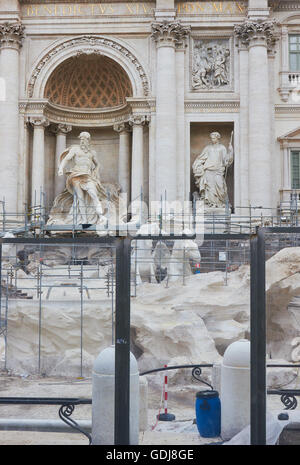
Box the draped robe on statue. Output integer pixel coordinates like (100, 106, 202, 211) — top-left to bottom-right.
(47, 147, 125, 225)
(192, 142, 233, 208)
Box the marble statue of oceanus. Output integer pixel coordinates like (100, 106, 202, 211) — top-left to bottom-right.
(47, 131, 127, 226)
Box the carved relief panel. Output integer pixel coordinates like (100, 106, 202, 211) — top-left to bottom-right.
(191, 37, 233, 91)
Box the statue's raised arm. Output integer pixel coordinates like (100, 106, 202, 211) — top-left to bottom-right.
(58, 147, 75, 176)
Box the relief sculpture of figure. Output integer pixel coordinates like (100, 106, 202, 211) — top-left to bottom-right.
(47, 131, 123, 226)
(192, 40, 230, 90)
(192, 131, 233, 208)
(214, 48, 230, 87)
(192, 44, 211, 88)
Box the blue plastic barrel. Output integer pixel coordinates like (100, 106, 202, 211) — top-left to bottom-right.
(195, 390, 221, 437)
(194, 263, 201, 274)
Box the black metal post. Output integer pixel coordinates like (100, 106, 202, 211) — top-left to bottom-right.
(114, 237, 131, 445)
(250, 228, 266, 445)
(0, 243, 2, 322)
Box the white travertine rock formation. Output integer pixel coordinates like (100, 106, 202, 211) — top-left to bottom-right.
(266, 247, 300, 361)
(3, 293, 220, 378)
(3, 247, 300, 382)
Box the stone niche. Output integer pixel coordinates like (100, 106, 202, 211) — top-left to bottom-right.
(190, 122, 235, 209)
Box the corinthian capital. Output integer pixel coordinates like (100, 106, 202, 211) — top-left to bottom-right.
(151, 20, 190, 48)
(113, 122, 131, 134)
(29, 117, 50, 128)
(234, 19, 278, 51)
(50, 123, 72, 135)
(0, 22, 25, 50)
(129, 115, 150, 127)
(57, 124, 72, 134)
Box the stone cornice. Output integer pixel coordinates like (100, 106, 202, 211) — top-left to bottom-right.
(275, 104, 300, 113)
(270, 1, 300, 11)
(234, 19, 279, 51)
(185, 100, 240, 113)
(126, 97, 153, 113)
(0, 21, 25, 50)
(19, 99, 134, 127)
(20, 0, 154, 3)
(20, 98, 242, 116)
(151, 20, 190, 48)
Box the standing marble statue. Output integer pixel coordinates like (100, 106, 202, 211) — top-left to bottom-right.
(47, 132, 122, 226)
(192, 131, 233, 208)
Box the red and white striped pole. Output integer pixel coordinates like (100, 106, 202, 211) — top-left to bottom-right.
(164, 366, 168, 415)
(158, 365, 175, 421)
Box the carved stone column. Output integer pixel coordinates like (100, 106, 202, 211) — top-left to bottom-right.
(0, 22, 25, 212)
(281, 26, 289, 73)
(53, 124, 72, 198)
(282, 141, 290, 202)
(30, 117, 50, 205)
(175, 28, 190, 202)
(129, 115, 149, 203)
(236, 38, 250, 211)
(235, 20, 278, 211)
(151, 20, 189, 202)
(113, 122, 131, 202)
(278, 26, 290, 103)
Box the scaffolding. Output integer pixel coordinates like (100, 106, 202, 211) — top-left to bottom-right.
(0, 243, 117, 377)
(2, 190, 300, 237)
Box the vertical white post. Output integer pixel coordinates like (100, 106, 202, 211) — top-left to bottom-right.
(221, 340, 250, 441)
(92, 346, 139, 445)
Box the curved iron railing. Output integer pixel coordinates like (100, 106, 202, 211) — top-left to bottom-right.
(141, 362, 300, 409)
(140, 363, 214, 390)
(0, 397, 92, 444)
(267, 364, 300, 410)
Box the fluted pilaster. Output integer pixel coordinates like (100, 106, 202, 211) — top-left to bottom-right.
(0, 21, 25, 212)
(234, 20, 278, 210)
(151, 20, 189, 202)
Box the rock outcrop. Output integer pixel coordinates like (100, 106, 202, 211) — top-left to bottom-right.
(2, 247, 300, 385)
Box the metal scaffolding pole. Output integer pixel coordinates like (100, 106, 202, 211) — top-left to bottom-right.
(116, 233, 200, 446)
(250, 228, 266, 445)
(0, 244, 2, 323)
(114, 237, 131, 445)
